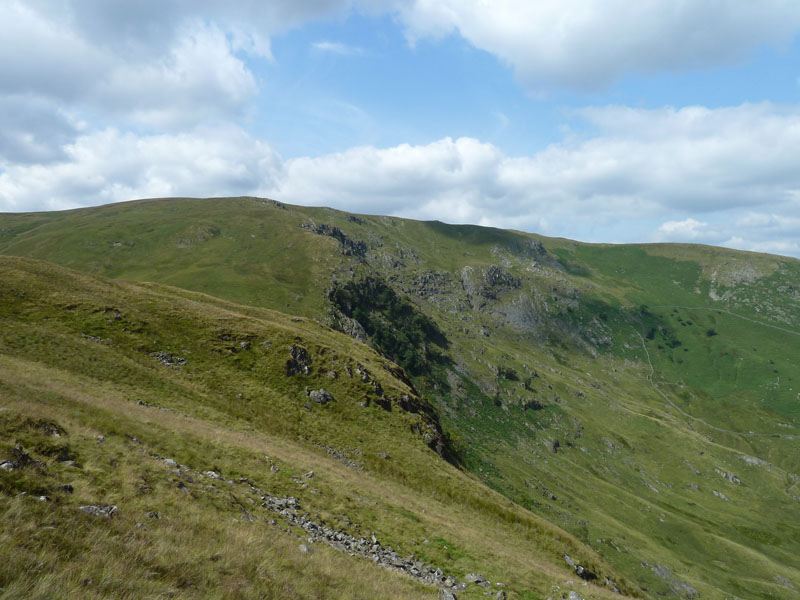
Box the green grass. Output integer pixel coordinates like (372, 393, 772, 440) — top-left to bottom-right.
(0, 256, 632, 600)
(2, 197, 800, 598)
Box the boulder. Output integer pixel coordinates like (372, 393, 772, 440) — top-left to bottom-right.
(286, 345, 312, 376)
(308, 388, 334, 404)
(79, 504, 118, 518)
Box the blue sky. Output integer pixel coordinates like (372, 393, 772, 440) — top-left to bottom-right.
(2, 1, 800, 256)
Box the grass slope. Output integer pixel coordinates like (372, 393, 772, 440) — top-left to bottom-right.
(2, 197, 800, 598)
(0, 256, 629, 600)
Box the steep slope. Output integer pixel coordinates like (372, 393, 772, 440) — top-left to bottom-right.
(0, 256, 630, 599)
(2, 197, 800, 598)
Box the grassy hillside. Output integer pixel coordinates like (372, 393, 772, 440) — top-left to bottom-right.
(0, 256, 631, 599)
(2, 197, 800, 598)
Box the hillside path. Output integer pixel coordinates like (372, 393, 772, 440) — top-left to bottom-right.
(649, 305, 800, 337)
(634, 330, 799, 441)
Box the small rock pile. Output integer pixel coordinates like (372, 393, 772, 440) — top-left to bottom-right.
(79, 504, 118, 518)
(564, 554, 620, 593)
(151, 455, 465, 591)
(260, 493, 461, 587)
(0, 445, 42, 471)
(149, 351, 187, 367)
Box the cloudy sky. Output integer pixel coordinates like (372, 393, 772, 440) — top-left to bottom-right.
(2, 1, 800, 256)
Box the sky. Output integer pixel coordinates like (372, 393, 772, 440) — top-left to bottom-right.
(2, 1, 800, 256)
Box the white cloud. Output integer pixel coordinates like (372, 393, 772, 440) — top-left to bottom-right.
(0, 1, 108, 101)
(721, 236, 800, 256)
(266, 102, 800, 234)
(20, 0, 352, 59)
(312, 41, 365, 55)
(0, 0, 357, 135)
(394, 0, 800, 91)
(272, 137, 503, 213)
(265, 102, 800, 256)
(93, 23, 258, 129)
(0, 96, 82, 164)
(655, 218, 719, 242)
(0, 126, 282, 212)
(0, 6, 260, 132)
(10, 0, 796, 131)
(5, 101, 800, 257)
(715, 213, 800, 256)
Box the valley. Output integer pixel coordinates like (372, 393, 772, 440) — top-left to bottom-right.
(1, 197, 799, 599)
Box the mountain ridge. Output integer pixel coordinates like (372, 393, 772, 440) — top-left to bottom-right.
(1, 254, 631, 599)
(2, 197, 800, 599)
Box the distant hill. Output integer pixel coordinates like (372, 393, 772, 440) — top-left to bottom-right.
(2, 197, 800, 598)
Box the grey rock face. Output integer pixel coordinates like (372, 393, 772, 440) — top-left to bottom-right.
(301, 222, 367, 257)
(481, 265, 521, 298)
(643, 562, 699, 599)
(564, 554, 598, 582)
(715, 468, 742, 484)
(286, 345, 312, 376)
(338, 315, 367, 341)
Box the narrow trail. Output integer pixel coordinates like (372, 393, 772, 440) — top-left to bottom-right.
(632, 304, 800, 501)
(648, 304, 800, 338)
(634, 330, 799, 441)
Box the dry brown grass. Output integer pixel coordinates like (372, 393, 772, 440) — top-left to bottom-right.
(0, 354, 631, 599)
